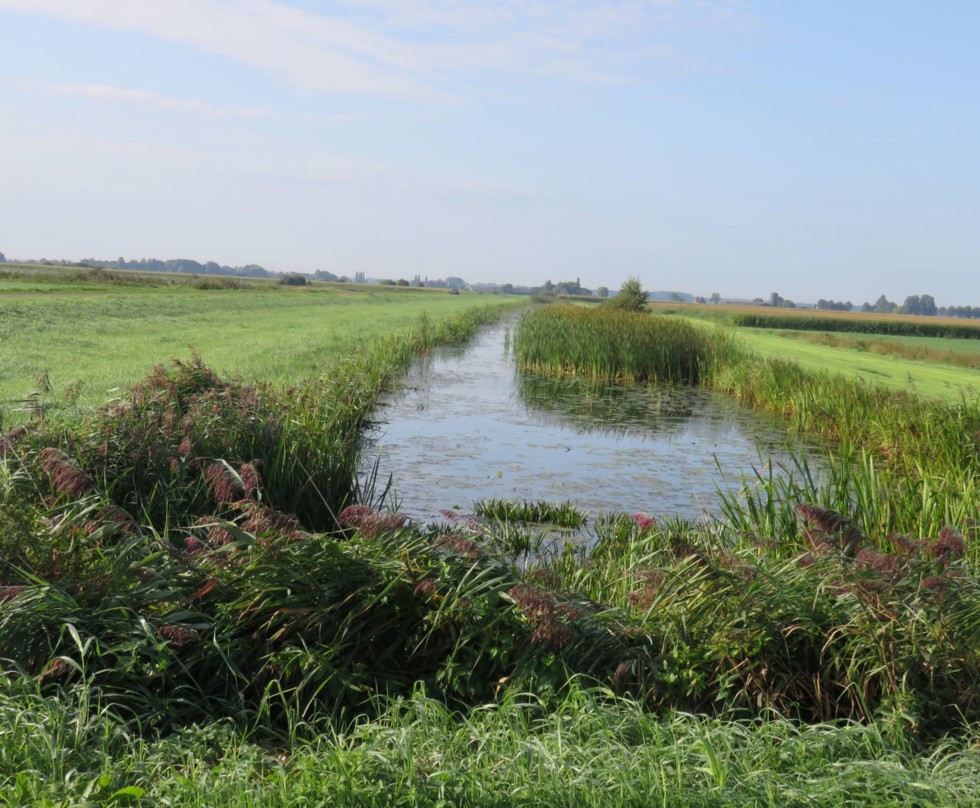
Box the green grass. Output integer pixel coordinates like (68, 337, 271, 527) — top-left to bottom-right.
(731, 327, 980, 402)
(781, 330, 980, 371)
(5, 680, 980, 807)
(4, 280, 980, 804)
(0, 283, 519, 420)
(796, 331, 980, 357)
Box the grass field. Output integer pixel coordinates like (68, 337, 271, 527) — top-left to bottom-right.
(735, 327, 980, 402)
(0, 271, 517, 421)
(653, 304, 980, 402)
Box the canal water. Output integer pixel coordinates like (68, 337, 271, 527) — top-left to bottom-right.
(360, 316, 812, 524)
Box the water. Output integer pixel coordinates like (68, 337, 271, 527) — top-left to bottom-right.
(361, 317, 814, 524)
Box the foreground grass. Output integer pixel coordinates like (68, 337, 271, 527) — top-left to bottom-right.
(4, 681, 980, 807)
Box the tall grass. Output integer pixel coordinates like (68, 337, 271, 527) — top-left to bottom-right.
(4, 678, 980, 806)
(515, 305, 741, 383)
(711, 357, 980, 544)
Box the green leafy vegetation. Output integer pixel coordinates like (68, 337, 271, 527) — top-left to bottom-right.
(603, 276, 649, 312)
(4, 283, 980, 803)
(515, 304, 741, 383)
(474, 498, 588, 528)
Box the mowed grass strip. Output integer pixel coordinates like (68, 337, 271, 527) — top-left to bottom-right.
(674, 314, 980, 401)
(0, 284, 520, 414)
(734, 328, 980, 402)
(784, 330, 980, 366)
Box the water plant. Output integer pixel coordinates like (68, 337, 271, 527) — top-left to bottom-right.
(515, 304, 740, 383)
(474, 498, 588, 529)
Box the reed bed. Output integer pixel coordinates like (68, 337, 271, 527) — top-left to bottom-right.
(514, 304, 741, 384)
(711, 357, 980, 545)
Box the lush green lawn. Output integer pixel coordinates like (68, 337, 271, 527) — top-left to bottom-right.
(733, 327, 980, 402)
(821, 331, 980, 355)
(0, 282, 519, 418)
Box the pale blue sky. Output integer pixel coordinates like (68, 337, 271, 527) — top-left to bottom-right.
(1, 1, 977, 304)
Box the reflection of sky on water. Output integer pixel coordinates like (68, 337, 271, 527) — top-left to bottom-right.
(361, 317, 816, 524)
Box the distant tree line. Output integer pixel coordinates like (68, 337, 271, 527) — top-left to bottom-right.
(855, 294, 979, 318)
(816, 299, 853, 311)
(533, 279, 594, 297)
(16, 255, 277, 278)
(939, 306, 980, 319)
(768, 292, 796, 308)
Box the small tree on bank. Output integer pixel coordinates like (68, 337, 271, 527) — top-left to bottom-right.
(605, 277, 648, 312)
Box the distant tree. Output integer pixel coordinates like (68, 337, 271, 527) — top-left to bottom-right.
(380, 279, 396, 286)
(710, 292, 721, 304)
(861, 302, 873, 312)
(500, 283, 514, 294)
(554, 278, 591, 296)
(595, 286, 609, 298)
(903, 295, 922, 315)
(397, 279, 410, 287)
(606, 277, 648, 312)
(695, 296, 707, 304)
(874, 295, 897, 314)
(278, 273, 308, 286)
(0, 251, 6, 263)
(816, 299, 853, 312)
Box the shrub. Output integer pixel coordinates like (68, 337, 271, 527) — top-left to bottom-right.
(604, 277, 648, 312)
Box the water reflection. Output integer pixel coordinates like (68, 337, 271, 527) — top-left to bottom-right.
(517, 374, 699, 440)
(361, 317, 813, 524)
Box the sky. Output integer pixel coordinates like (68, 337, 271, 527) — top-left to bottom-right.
(1, 1, 978, 305)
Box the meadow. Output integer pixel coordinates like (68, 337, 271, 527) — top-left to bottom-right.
(3, 277, 980, 805)
(0, 268, 506, 420)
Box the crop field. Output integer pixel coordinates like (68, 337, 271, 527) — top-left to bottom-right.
(3, 286, 980, 804)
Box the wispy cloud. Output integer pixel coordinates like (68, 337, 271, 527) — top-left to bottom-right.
(0, 0, 753, 102)
(24, 80, 270, 119)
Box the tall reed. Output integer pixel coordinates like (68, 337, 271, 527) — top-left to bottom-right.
(515, 304, 741, 383)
